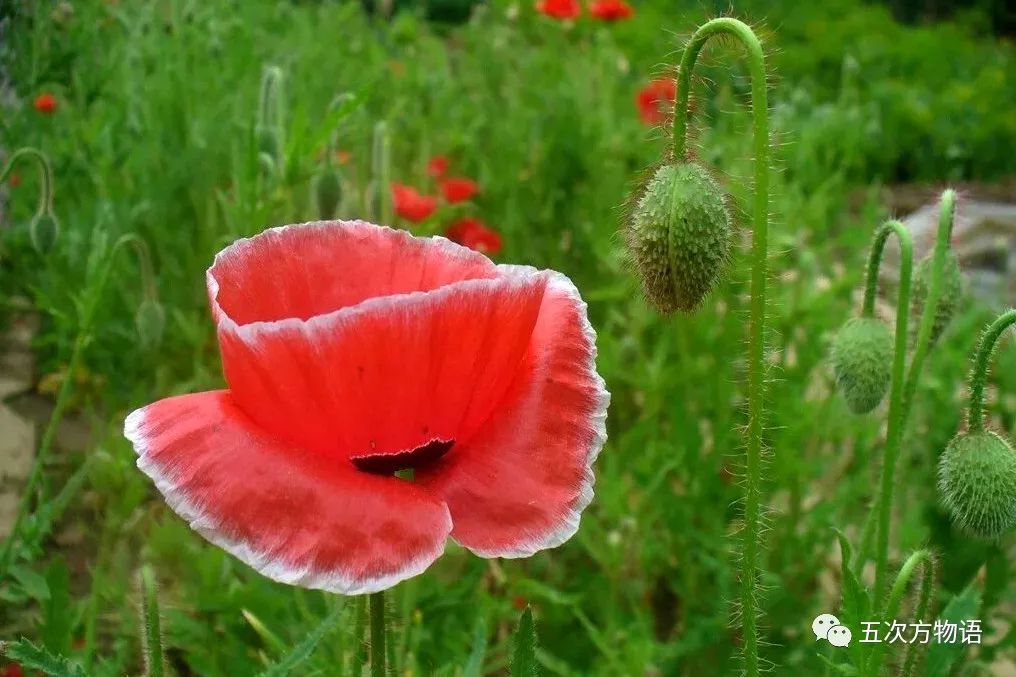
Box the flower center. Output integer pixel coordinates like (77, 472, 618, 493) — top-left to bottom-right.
(351, 438, 454, 476)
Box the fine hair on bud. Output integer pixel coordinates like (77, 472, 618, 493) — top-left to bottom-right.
(830, 317, 893, 414)
(911, 250, 963, 344)
(625, 162, 732, 313)
(938, 430, 1016, 539)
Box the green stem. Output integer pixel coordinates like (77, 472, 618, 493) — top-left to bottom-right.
(865, 221, 913, 603)
(672, 18, 769, 676)
(369, 591, 386, 677)
(868, 550, 934, 677)
(372, 121, 392, 226)
(966, 309, 1016, 432)
(140, 565, 165, 677)
(1, 146, 55, 218)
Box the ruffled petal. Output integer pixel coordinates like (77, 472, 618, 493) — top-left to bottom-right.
(214, 264, 550, 469)
(124, 390, 452, 595)
(415, 270, 609, 557)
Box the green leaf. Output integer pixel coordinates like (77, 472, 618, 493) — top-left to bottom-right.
(10, 563, 50, 602)
(510, 606, 538, 677)
(834, 530, 870, 623)
(817, 652, 860, 675)
(0, 638, 87, 677)
(40, 556, 73, 654)
(461, 617, 487, 677)
(924, 584, 981, 677)
(257, 603, 344, 677)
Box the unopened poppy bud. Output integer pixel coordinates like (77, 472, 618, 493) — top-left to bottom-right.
(938, 431, 1016, 539)
(830, 317, 892, 414)
(135, 299, 166, 350)
(315, 165, 342, 220)
(626, 162, 732, 313)
(256, 125, 281, 163)
(30, 212, 59, 254)
(911, 251, 963, 343)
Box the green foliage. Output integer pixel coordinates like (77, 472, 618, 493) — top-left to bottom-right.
(626, 162, 732, 314)
(511, 607, 538, 677)
(1, 639, 87, 677)
(938, 431, 1016, 539)
(831, 317, 893, 414)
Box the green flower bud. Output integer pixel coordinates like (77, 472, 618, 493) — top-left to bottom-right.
(938, 431, 1016, 539)
(830, 317, 893, 414)
(256, 125, 281, 163)
(911, 251, 963, 344)
(314, 165, 342, 220)
(135, 299, 166, 350)
(29, 212, 60, 254)
(626, 162, 732, 313)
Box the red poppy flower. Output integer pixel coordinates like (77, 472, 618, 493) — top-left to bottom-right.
(446, 218, 503, 255)
(124, 221, 609, 594)
(427, 156, 449, 178)
(590, 0, 633, 21)
(391, 183, 438, 222)
(537, 0, 580, 20)
(440, 177, 479, 204)
(33, 93, 57, 114)
(635, 78, 676, 125)
(2, 664, 23, 677)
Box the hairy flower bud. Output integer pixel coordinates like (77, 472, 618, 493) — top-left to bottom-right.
(830, 317, 893, 414)
(911, 251, 963, 344)
(938, 431, 1016, 539)
(626, 162, 732, 313)
(29, 212, 59, 254)
(135, 299, 166, 350)
(315, 165, 342, 220)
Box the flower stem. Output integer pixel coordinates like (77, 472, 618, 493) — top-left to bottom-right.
(672, 18, 769, 676)
(861, 221, 913, 605)
(0, 146, 55, 218)
(369, 591, 386, 677)
(966, 309, 1016, 433)
(868, 549, 934, 677)
(872, 191, 954, 603)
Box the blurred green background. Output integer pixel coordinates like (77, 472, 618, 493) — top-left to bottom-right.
(0, 0, 1014, 674)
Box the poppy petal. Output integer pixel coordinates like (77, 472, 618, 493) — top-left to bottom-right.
(125, 389, 452, 594)
(209, 224, 551, 468)
(416, 269, 609, 557)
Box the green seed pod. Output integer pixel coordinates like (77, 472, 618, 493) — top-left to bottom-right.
(938, 431, 1016, 539)
(626, 162, 732, 313)
(135, 299, 166, 350)
(315, 165, 342, 220)
(29, 212, 60, 254)
(911, 251, 963, 344)
(830, 317, 893, 414)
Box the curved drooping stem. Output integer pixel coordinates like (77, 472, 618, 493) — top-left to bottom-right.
(0, 147, 56, 220)
(967, 309, 1016, 432)
(868, 549, 935, 677)
(863, 221, 913, 602)
(369, 591, 386, 677)
(672, 18, 769, 676)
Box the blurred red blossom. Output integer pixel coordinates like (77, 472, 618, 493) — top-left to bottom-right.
(2, 663, 23, 677)
(7, 173, 21, 188)
(537, 0, 580, 20)
(590, 0, 633, 21)
(427, 156, 449, 178)
(391, 183, 438, 222)
(33, 93, 57, 114)
(446, 218, 503, 255)
(440, 177, 479, 204)
(635, 78, 676, 125)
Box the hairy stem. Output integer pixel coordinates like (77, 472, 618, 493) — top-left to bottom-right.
(1, 146, 55, 218)
(865, 221, 913, 603)
(868, 550, 934, 677)
(369, 591, 386, 677)
(673, 17, 769, 676)
(966, 309, 1016, 432)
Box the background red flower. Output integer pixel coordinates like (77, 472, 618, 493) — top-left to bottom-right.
(33, 93, 57, 113)
(635, 78, 676, 125)
(446, 218, 503, 255)
(590, 0, 633, 21)
(440, 177, 479, 204)
(537, 0, 580, 20)
(391, 183, 438, 222)
(427, 156, 449, 178)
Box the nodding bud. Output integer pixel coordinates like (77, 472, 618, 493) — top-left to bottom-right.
(29, 212, 59, 254)
(911, 251, 963, 344)
(256, 125, 281, 163)
(135, 299, 166, 350)
(938, 431, 1016, 539)
(626, 162, 732, 313)
(315, 165, 342, 220)
(830, 317, 893, 414)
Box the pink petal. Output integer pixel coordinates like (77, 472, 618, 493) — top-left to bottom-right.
(416, 270, 609, 557)
(125, 390, 452, 594)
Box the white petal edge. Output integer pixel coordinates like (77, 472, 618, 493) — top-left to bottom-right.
(124, 406, 452, 596)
